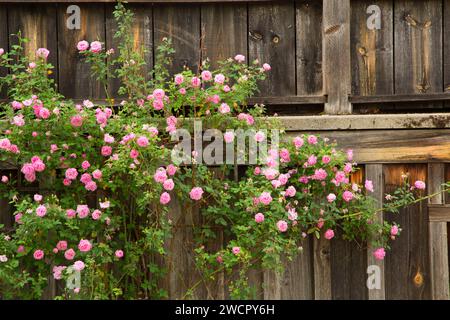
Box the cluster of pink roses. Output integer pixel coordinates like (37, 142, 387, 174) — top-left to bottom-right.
(20, 156, 46, 182)
(77, 40, 102, 54)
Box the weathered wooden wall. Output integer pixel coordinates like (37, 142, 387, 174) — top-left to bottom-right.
(0, 0, 450, 300)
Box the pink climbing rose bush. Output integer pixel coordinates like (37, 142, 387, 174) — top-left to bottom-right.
(0, 3, 447, 300)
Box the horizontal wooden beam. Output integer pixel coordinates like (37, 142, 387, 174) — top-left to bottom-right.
(350, 93, 450, 104)
(286, 129, 450, 163)
(279, 113, 450, 131)
(248, 96, 326, 105)
(428, 204, 450, 222)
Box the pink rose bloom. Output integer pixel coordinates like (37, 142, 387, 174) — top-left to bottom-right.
(153, 99, 164, 110)
(36, 205, 47, 217)
(285, 186, 296, 197)
(263, 63, 271, 71)
(76, 205, 90, 219)
(344, 163, 353, 174)
(137, 136, 149, 147)
(85, 181, 97, 192)
(263, 168, 278, 180)
(259, 192, 272, 205)
(130, 149, 139, 159)
(189, 187, 204, 201)
(365, 180, 374, 192)
(80, 173, 92, 184)
(201, 70, 212, 81)
(234, 54, 245, 63)
(154, 168, 167, 183)
(163, 179, 174, 191)
(288, 208, 298, 221)
(36, 48, 50, 59)
(38, 108, 50, 119)
(17, 245, 24, 253)
(15, 213, 23, 224)
(91, 209, 101, 220)
(64, 248, 76, 260)
(307, 135, 318, 145)
(335, 171, 346, 184)
(77, 40, 89, 51)
(153, 88, 165, 99)
(179, 88, 187, 95)
(73, 260, 85, 271)
(216, 255, 223, 264)
(307, 155, 317, 166)
(191, 76, 201, 87)
(78, 239, 92, 252)
(81, 160, 90, 170)
(0, 48, 4, 55)
(327, 193, 336, 203)
(13, 114, 25, 126)
(313, 168, 327, 180)
(65, 168, 78, 180)
(1, 175, 8, 183)
(224, 132, 234, 143)
(21, 163, 34, 176)
(174, 74, 184, 85)
(99, 201, 110, 209)
(317, 218, 325, 229)
(166, 164, 177, 176)
(254, 167, 261, 175)
(66, 209, 76, 219)
(322, 156, 331, 164)
(32, 160, 45, 172)
(346, 149, 354, 161)
(219, 103, 230, 114)
(414, 180, 426, 190)
(33, 249, 44, 260)
(342, 191, 354, 202)
(101, 146, 112, 156)
(160, 192, 171, 205)
(104, 133, 115, 144)
(214, 73, 225, 84)
(12, 101, 23, 110)
(90, 41, 102, 53)
(254, 213, 265, 223)
(90, 169, 101, 180)
(391, 225, 399, 236)
(232, 246, 240, 255)
(324, 229, 335, 240)
(254, 131, 265, 142)
(373, 248, 386, 261)
(223, 85, 231, 92)
(115, 250, 124, 258)
(56, 240, 68, 251)
(34, 194, 43, 202)
(277, 220, 288, 232)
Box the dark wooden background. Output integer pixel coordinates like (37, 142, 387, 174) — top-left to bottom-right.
(0, 0, 450, 300)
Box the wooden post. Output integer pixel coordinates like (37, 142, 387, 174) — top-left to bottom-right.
(365, 164, 386, 300)
(313, 236, 331, 299)
(322, 0, 352, 114)
(263, 270, 281, 300)
(428, 163, 450, 300)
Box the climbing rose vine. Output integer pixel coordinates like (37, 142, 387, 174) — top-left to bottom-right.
(0, 3, 448, 299)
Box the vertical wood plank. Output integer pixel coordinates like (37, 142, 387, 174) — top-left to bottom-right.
(296, 0, 323, 96)
(394, 0, 443, 109)
(384, 164, 430, 299)
(427, 163, 449, 300)
(201, 3, 247, 69)
(248, 2, 296, 96)
(365, 163, 386, 299)
(444, 0, 450, 108)
(280, 237, 314, 299)
(313, 235, 332, 299)
(57, 3, 105, 99)
(263, 269, 281, 299)
(351, 0, 394, 96)
(153, 4, 201, 76)
(322, 0, 352, 114)
(0, 6, 8, 98)
(8, 4, 58, 82)
(105, 3, 153, 98)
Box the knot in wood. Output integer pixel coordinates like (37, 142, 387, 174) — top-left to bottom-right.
(272, 35, 280, 44)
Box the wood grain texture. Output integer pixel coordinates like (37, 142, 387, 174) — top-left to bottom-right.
(287, 129, 450, 163)
(384, 164, 430, 299)
(427, 163, 449, 300)
(105, 3, 153, 98)
(445, 0, 450, 108)
(313, 235, 331, 299)
(248, 1, 296, 96)
(428, 205, 450, 222)
(322, 0, 352, 114)
(8, 4, 58, 81)
(154, 4, 201, 75)
(280, 237, 314, 299)
(0, 6, 7, 98)
(351, 0, 393, 96)
(296, 0, 322, 95)
(201, 3, 247, 69)
(57, 3, 105, 99)
(394, 0, 443, 109)
(365, 164, 386, 299)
